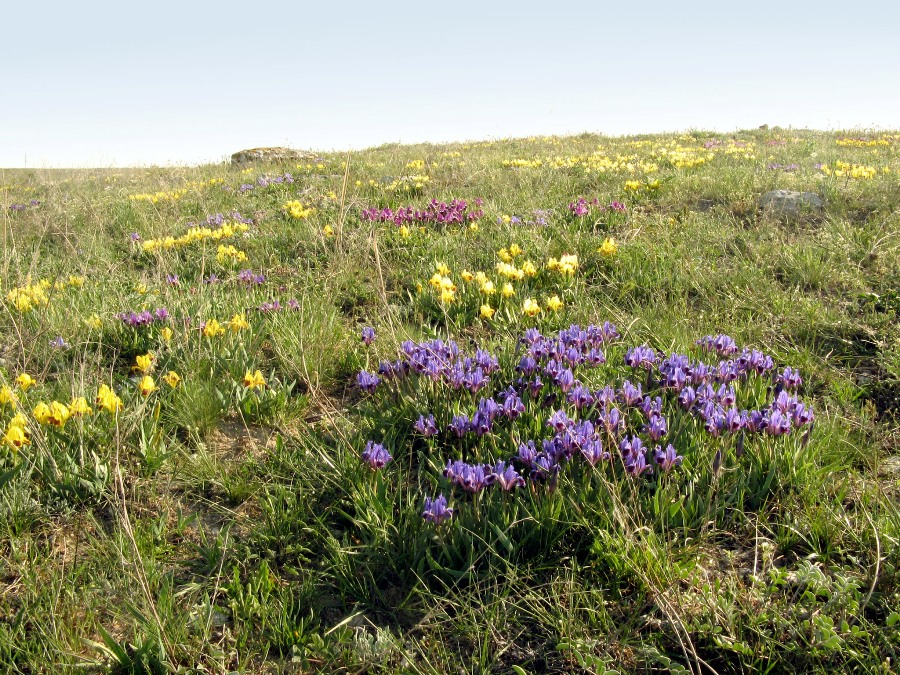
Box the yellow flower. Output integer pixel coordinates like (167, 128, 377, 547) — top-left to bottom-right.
(135, 283, 148, 295)
(163, 371, 182, 388)
(509, 244, 523, 257)
(138, 376, 158, 396)
(2, 424, 29, 450)
(598, 237, 618, 257)
(0, 385, 14, 406)
(133, 353, 154, 374)
(460, 270, 475, 282)
(497, 248, 512, 263)
(322, 224, 335, 237)
(9, 413, 28, 429)
(468, 223, 479, 232)
(522, 260, 537, 277)
(546, 295, 563, 311)
(96, 384, 123, 414)
(480, 304, 495, 320)
(436, 263, 451, 276)
(474, 271, 488, 285)
(522, 298, 542, 316)
(502, 283, 515, 298)
(160, 326, 173, 342)
(399, 225, 411, 237)
(69, 397, 93, 417)
(243, 370, 266, 390)
(439, 276, 456, 293)
(439, 288, 456, 304)
(84, 314, 103, 330)
(228, 314, 250, 332)
(34, 401, 70, 427)
(428, 273, 444, 288)
(203, 319, 225, 337)
(15, 373, 36, 391)
(480, 281, 496, 296)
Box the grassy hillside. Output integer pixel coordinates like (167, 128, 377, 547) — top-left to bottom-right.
(1, 129, 899, 673)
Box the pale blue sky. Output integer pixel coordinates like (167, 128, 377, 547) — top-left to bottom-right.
(2, 0, 898, 167)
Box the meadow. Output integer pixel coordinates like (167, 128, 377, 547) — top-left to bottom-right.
(1, 129, 899, 673)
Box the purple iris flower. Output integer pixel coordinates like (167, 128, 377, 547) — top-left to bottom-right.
(463, 367, 489, 393)
(448, 414, 471, 438)
(494, 461, 525, 490)
(361, 327, 376, 346)
(645, 414, 668, 442)
(600, 407, 624, 436)
(625, 450, 652, 477)
(547, 409, 570, 432)
(501, 390, 525, 419)
(791, 402, 814, 427)
(625, 345, 658, 369)
(516, 356, 538, 376)
(414, 414, 438, 437)
(471, 411, 493, 437)
(517, 440, 539, 467)
(619, 380, 643, 407)
(154, 307, 170, 321)
(619, 436, 645, 463)
(422, 494, 454, 525)
(130, 232, 142, 242)
(778, 367, 802, 390)
(679, 386, 697, 410)
(361, 441, 392, 469)
(724, 408, 745, 433)
(765, 409, 791, 436)
(581, 438, 609, 466)
(653, 444, 683, 473)
(357, 370, 381, 392)
(49, 336, 68, 349)
(165, 274, 179, 286)
(556, 368, 575, 393)
(567, 384, 595, 410)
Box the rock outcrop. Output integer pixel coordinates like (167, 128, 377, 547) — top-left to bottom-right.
(230, 147, 316, 166)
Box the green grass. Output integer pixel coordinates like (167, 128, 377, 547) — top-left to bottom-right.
(1, 129, 899, 673)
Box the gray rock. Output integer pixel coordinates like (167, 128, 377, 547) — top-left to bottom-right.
(758, 190, 823, 218)
(230, 147, 316, 166)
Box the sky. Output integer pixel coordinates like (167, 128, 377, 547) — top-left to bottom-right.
(2, 0, 899, 168)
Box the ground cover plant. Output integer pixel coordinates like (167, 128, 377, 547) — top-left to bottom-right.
(1, 128, 899, 673)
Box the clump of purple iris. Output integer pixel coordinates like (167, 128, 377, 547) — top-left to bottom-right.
(361, 327, 376, 346)
(567, 197, 627, 219)
(422, 494, 454, 525)
(257, 300, 282, 313)
(414, 414, 438, 437)
(654, 444, 683, 472)
(49, 336, 69, 349)
(357, 370, 380, 392)
(117, 308, 170, 328)
(361, 198, 483, 229)
(361, 441, 392, 470)
(238, 269, 266, 286)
